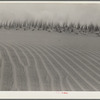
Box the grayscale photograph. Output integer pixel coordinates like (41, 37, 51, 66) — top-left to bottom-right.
(0, 2, 100, 91)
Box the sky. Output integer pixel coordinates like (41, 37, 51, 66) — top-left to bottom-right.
(0, 3, 100, 25)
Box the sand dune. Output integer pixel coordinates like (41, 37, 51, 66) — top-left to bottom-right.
(0, 30, 100, 91)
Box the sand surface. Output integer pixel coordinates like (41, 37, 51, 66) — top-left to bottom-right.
(0, 30, 100, 91)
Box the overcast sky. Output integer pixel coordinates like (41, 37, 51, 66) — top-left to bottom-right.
(0, 3, 100, 25)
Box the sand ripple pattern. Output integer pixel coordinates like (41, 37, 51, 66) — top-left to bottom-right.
(0, 42, 100, 91)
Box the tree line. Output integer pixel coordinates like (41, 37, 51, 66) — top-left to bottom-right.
(0, 20, 100, 36)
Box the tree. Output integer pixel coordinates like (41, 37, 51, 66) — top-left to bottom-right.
(77, 23, 81, 30)
(94, 25, 99, 32)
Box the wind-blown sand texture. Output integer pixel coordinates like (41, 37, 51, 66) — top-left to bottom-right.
(0, 29, 100, 91)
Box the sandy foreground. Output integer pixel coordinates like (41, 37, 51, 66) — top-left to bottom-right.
(0, 29, 100, 91)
